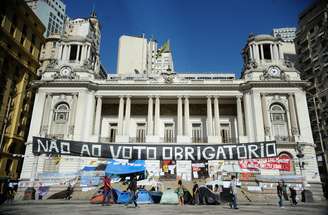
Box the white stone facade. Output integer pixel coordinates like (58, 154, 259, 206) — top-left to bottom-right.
(19, 21, 321, 196)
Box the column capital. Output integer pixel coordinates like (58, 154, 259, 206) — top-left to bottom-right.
(236, 95, 242, 100)
(260, 93, 267, 97)
(213, 96, 219, 99)
(288, 93, 294, 97)
(126, 95, 131, 99)
(148, 96, 154, 99)
(96, 95, 102, 99)
(183, 96, 189, 99)
(155, 95, 160, 99)
(119, 95, 124, 99)
(207, 95, 212, 99)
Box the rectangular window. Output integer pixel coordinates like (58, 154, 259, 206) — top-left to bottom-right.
(136, 123, 146, 143)
(69, 45, 78, 60)
(192, 123, 202, 143)
(164, 123, 175, 143)
(220, 123, 231, 143)
(109, 123, 117, 143)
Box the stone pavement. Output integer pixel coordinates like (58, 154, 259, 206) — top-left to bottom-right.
(0, 200, 327, 215)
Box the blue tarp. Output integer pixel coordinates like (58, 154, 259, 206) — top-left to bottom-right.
(82, 166, 96, 171)
(105, 160, 145, 175)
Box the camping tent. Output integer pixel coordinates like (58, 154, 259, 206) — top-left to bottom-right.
(149, 191, 162, 203)
(160, 188, 179, 204)
(90, 188, 119, 204)
(198, 186, 220, 205)
(116, 189, 153, 204)
(137, 189, 153, 204)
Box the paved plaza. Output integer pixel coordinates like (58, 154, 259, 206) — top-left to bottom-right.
(0, 200, 327, 215)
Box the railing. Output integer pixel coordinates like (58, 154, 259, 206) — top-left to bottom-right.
(274, 136, 295, 143)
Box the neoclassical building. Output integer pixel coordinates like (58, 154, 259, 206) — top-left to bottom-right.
(19, 13, 323, 199)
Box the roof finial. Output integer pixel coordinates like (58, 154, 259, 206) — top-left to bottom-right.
(91, 4, 97, 18)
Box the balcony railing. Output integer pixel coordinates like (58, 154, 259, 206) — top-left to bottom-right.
(274, 136, 295, 143)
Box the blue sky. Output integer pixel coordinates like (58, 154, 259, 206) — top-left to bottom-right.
(65, 0, 313, 77)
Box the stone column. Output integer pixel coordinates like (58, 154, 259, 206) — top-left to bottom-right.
(76, 45, 80, 61)
(147, 96, 153, 135)
(270, 44, 274, 61)
(274, 44, 279, 60)
(214, 96, 221, 141)
(207, 96, 213, 136)
(40, 94, 52, 136)
(177, 96, 183, 136)
(154, 96, 160, 136)
(261, 94, 270, 136)
(67, 45, 71, 60)
(249, 46, 253, 61)
(124, 96, 131, 136)
(117, 96, 125, 135)
(278, 44, 283, 59)
(94, 96, 102, 136)
(288, 94, 299, 135)
(184, 96, 190, 136)
(68, 93, 78, 137)
(236, 96, 244, 136)
(243, 93, 252, 138)
(260, 44, 264, 61)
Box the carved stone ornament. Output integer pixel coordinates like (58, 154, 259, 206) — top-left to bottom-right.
(54, 66, 77, 80)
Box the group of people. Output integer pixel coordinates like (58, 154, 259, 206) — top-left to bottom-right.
(277, 180, 298, 208)
(101, 175, 139, 208)
(176, 175, 239, 209)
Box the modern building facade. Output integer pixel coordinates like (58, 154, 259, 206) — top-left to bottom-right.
(0, 0, 45, 190)
(295, 0, 328, 198)
(273, 27, 297, 42)
(17, 13, 323, 199)
(117, 35, 174, 76)
(26, 0, 66, 37)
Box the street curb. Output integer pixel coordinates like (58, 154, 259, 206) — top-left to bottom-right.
(5, 200, 328, 207)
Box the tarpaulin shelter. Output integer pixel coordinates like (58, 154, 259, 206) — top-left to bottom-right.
(105, 160, 146, 179)
(160, 188, 179, 204)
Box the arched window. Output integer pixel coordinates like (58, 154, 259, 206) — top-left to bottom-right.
(54, 103, 70, 122)
(270, 104, 289, 141)
(278, 152, 295, 175)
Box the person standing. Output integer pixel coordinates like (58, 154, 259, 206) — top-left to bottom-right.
(289, 186, 297, 206)
(282, 180, 289, 201)
(277, 181, 284, 208)
(102, 176, 112, 206)
(229, 175, 238, 209)
(192, 183, 199, 205)
(126, 175, 138, 208)
(65, 183, 72, 200)
(213, 184, 221, 204)
(176, 180, 184, 206)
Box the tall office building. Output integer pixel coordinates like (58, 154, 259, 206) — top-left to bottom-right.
(273, 27, 297, 42)
(116, 35, 174, 76)
(26, 0, 66, 37)
(295, 0, 328, 198)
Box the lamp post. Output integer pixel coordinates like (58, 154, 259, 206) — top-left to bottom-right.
(296, 142, 305, 176)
